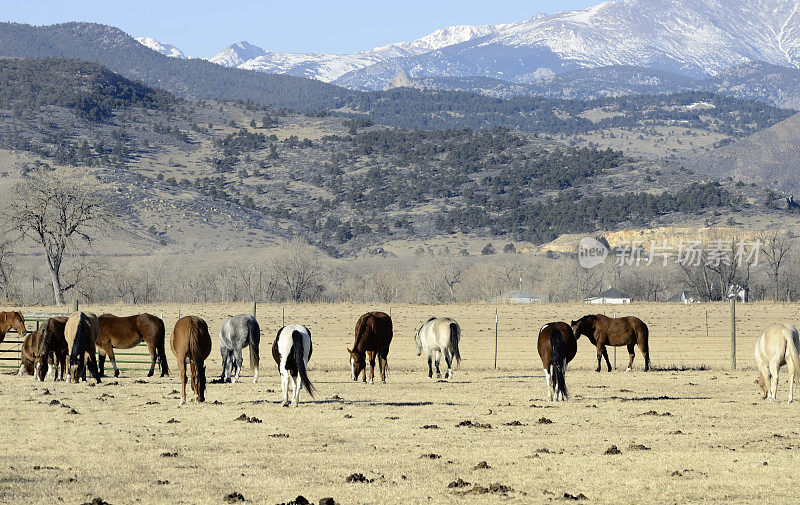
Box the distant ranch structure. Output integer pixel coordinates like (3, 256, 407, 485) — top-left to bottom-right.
(585, 288, 632, 305)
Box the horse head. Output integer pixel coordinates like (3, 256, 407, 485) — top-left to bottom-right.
(571, 315, 597, 341)
(414, 328, 423, 356)
(10, 311, 27, 337)
(68, 352, 85, 384)
(35, 326, 54, 381)
(192, 363, 207, 402)
(347, 348, 365, 381)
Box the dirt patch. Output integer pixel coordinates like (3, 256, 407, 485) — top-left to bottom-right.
(456, 420, 491, 429)
(234, 413, 262, 423)
(473, 461, 491, 470)
(223, 491, 245, 503)
(345, 473, 373, 483)
(537, 417, 553, 424)
(448, 478, 471, 488)
(419, 453, 441, 459)
(604, 446, 622, 455)
(421, 424, 440, 429)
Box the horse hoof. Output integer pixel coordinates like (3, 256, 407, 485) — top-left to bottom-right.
(115, 370, 120, 378)
(625, 368, 631, 372)
(436, 373, 441, 379)
(369, 380, 374, 385)
(146, 372, 153, 378)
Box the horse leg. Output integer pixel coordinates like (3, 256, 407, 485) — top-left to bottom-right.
(87, 351, 101, 383)
(435, 349, 442, 379)
(789, 368, 795, 404)
(368, 351, 376, 384)
(281, 369, 290, 407)
(106, 347, 120, 378)
(380, 353, 388, 383)
(427, 354, 433, 378)
(444, 349, 453, 379)
(98, 351, 106, 377)
(292, 372, 301, 407)
(595, 343, 604, 372)
(189, 361, 198, 402)
(602, 346, 612, 372)
(626, 343, 635, 372)
(233, 348, 243, 383)
(544, 367, 553, 401)
(59, 352, 66, 381)
(769, 361, 780, 400)
(178, 357, 187, 406)
(146, 340, 157, 377)
(639, 338, 650, 372)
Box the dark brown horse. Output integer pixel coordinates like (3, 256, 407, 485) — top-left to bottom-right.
(348, 311, 393, 384)
(35, 317, 68, 381)
(64, 312, 101, 383)
(571, 314, 650, 372)
(97, 313, 168, 378)
(171, 316, 212, 406)
(0, 311, 27, 344)
(538, 322, 577, 401)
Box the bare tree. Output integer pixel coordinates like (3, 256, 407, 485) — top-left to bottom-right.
(273, 239, 325, 302)
(760, 231, 792, 301)
(0, 236, 15, 300)
(6, 170, 108, 304)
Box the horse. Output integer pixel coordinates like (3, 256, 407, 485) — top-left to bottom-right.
(272, 324, 315, 407)
(348, 311, 393, 384)
(171, 316, 212, 406)
(414, 317, 461, 379)
(19, 328, 42, 377)
(571, 314, 650, 372)
(35, 317, 68, 381)
(538, 322, 578, 401)
(755, 324, 800, 403)
(64, 312, 101, 384)
(96, 313, 169, 378)
(0, 311, 26, 344)
(219, 314, 260, 383)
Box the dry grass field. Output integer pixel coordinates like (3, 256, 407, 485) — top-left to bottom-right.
(4, 302, 800, 504)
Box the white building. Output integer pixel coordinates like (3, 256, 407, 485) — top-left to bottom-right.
(585, 288, 632, 305)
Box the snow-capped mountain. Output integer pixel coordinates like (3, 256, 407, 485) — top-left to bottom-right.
(135, 37, 186, 59)
(337, 0, 800, 89)
(207, 23, 507, 82)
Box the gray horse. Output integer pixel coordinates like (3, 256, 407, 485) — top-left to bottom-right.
(219, 314, 261, 383)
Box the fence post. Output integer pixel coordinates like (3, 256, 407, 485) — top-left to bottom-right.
(72, 299, 78, 312)
(252, 301, 257, 318)
(730, 298, 736, 370)
(613, 311, 617, 370)
(282, 307, 285, 327)
(494, 308, 498, 369)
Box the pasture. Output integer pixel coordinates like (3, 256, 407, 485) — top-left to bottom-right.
(3, 301, 800, 504)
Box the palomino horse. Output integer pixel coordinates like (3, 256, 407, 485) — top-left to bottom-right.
(538, 322, 578, 401)
(0, 311, 26, 344)
(35, 317, 68, 381)
(348, 311, 393, 384)
(272, 324, 315, 407)
(755, 324, 800, 403)
(219, 314, 260, 383)
(96, 313, 169, 378)
(571, 314, 650, 372)
(415, 317, 461, 379)
(64, 312, 101, 383)
(171, 316, 212, 405)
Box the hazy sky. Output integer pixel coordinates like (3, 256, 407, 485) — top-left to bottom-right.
(2, 0, 601, 57)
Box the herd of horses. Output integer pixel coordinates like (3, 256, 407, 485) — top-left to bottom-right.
(2, 308, 800, 405)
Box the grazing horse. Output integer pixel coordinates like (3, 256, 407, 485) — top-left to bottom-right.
(571, 314, 650, 372)
(0, 311, 27, 344)
(96, 313, 169, 378)
(349, 311, 393, 384)
(171, 316, 212, 406)
(755, 324, 800, 403)
(538, 322, 578, 401)
(272, 324, 315, 407)
(414, 317, 461, 379)
(219, 314, 260, 383)
(64, 312, 101, 384)
(35, 317, 68, 381)
(19, 329, 42, 377)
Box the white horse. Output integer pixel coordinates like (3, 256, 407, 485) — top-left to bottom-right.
(755, 323, 800, 403)
(272, 324, 315, 407)
(414, 317, 461, 379)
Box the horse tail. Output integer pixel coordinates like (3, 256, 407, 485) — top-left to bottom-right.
(69, 313, 89, 367)
(450, 322, 461, 367)
(155, 317, 169, 376)
(292, 330, 315, 398)
(785, 325, 800, 380)
(549, 328, 568, 400)
(249, 319, 261, 374)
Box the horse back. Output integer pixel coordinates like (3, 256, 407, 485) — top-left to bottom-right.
(354, 312, 392, 353)
(538, 322, 577, 366)
(172, 316, 212, 362)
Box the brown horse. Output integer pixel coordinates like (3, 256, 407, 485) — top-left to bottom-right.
(571, 314, 650, 372)
(19, 329, 42, 377)
(64, 312, 101, 383)
(348, 311, 393, 384)
(97, 313, 168, 378)
(537, 322, 578, 401)
(0, 311, 26, 344)
(35, 317, 69, 381)
(171, 316, 212, 406)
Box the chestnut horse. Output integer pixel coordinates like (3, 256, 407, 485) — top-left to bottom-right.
(171, 316, 212, 406)
(348, 311, 393, 384)
(64, 312, 101, 383)
(0, 311, 27, 344)
(537, 322, 577, 401)
(571, 314, 650, 372)
(19, 329, 42, 377)
(35, 317, 68, 381)
(96, 313, 168, 378)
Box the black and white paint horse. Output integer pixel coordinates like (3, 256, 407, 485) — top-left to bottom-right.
(415, 317, 461, 379)
(219, 314, 260, 383)
(272, 324, 315, 407)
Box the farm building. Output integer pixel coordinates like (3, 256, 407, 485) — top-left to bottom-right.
(667, 290, 698, 304)
(490, 290, 548, 304)
(585, 287, 632, 304)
